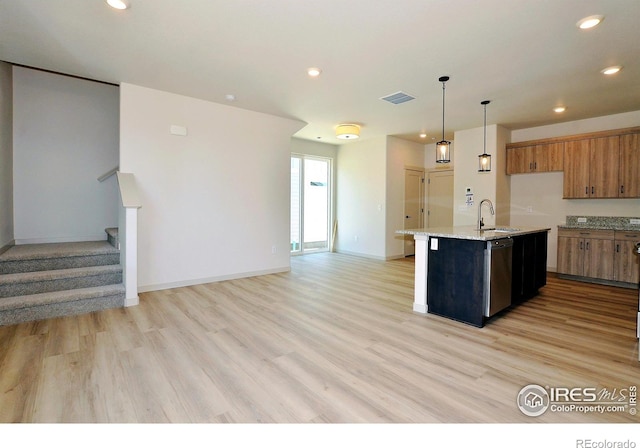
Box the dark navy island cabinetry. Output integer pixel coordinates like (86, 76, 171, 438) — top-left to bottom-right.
(398, 226, 550, 328)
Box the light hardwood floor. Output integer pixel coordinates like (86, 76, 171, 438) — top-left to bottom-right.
(0, 252, 638, 423)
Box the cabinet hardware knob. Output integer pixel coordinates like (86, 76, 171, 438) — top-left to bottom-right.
(620, 185, 624, 194)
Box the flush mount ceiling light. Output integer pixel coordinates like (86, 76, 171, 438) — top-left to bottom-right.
(601, 66, 622, 75)
(436, 76, 451, 163)
(478, 100, 491, 173)
(419, 133, 427, 139)
(106, 0, 130, 9)
(307, 67, 322, 77)
(336, 124, 360, 140)
(576, 15, 604, 29)
(553, 106, 566, 113)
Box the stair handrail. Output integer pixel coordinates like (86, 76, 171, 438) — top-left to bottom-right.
(98, 166, 119, 182)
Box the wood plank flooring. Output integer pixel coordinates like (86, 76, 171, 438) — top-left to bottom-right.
(0, 252, 638, 423)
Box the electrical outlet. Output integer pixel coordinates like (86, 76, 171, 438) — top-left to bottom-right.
(577, 217, 587, 223)
(271, 245, 277, 254)
(630, 218, 640, 225)
(526, 206, 533, 213)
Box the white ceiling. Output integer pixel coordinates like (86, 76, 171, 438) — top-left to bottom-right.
(1, 0, 639, 145)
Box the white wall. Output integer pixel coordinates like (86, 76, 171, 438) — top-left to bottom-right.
(0, 62, 13, 249)
(452, 125, 505, 227)
(510, 110, 640, 271)
(386, 136, 426, 258)
(336, 136, 387, 259)
(13, 67, 120, 244)
(119, 83, 304, 291)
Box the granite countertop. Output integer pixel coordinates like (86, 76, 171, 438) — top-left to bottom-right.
(558, 216, 640, 232)
(396, 225, 551, 241)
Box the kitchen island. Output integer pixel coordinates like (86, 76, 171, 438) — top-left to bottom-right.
(397, 226, 550, 327)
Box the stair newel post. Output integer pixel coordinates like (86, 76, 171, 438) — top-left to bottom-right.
(116, 173, 141, 307)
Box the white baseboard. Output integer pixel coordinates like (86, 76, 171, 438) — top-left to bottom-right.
(413, 303, 428, 314)
(0, 239, 15, 256)
(138, 266, 291, 293)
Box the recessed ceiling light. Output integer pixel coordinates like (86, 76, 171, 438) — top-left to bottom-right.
(419, 133, 427, 139)
(576, 15, 604, 29)
(106, 0, 130, 10)
(601, 66, 622, 75)
(554, 106, 566, 113)
(225, 94, 236, 102)
(307, 67, 322, 77)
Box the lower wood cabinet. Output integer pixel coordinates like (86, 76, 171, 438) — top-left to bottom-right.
(614, 231, 640, 284)
(557, 228, 639, 285)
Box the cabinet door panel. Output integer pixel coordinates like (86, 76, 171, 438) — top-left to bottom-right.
(619, 134, 640, 198)
(557, 237, 582, 276)
(507, 147, 532, 174)
(584, 239, 615, 280)
(535, 142, 564, 172)
(563, 140, 590, 198)
(590, 136, 619, 198)
(615, 239, 640, 284)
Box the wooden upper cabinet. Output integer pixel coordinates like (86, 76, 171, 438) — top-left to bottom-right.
(563, 136, 620, 199)
(506, 143, 563, 174)
(535, 142, 564, 172)
(507, 127, 640, 198)
(619, 133, 640, 198)
(589, 136, 619, 198)
(563, 140, 590, 198)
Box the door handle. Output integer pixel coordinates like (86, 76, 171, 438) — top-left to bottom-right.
(405, 215, 411, 219)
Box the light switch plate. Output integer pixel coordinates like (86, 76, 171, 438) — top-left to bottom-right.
(170, 125, 188, 136)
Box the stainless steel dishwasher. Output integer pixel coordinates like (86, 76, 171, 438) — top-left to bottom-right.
(483, 238, 514, 317)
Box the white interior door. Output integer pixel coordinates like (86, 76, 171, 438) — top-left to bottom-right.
(404, 169, 424, 256)
(427, 170, 454, 228)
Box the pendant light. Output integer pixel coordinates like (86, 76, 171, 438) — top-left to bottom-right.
(436, 76, 451, 163)
(478, 100, 491, 172)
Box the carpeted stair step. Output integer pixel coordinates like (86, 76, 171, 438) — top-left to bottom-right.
(105, 227, 119, 249)
(0, 284, 126, 326)
(0, 241, 120, 274)
(0, 264, 123, 298)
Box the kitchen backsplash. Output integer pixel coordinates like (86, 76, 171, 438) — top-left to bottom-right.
(562, 216, 640, 230)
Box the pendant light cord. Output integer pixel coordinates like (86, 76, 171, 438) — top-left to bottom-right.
(483, 102, 486, 154)
(441, 81, 446, 141)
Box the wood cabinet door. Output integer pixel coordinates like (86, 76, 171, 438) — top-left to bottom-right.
(557, 236, 582, 275)
(589, 136, 619, 198)
(535, 142, 564, 172)
(619, 133, 640, 198)
(614, 233, 640, 284)
(506, 147, 532, 174)
(563, 140, 590, 198)
(584, 238, 615, 280)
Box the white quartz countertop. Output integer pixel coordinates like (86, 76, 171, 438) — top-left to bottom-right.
(396, 225, 551, 241)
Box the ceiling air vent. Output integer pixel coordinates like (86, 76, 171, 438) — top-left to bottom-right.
(380, 91, 416, 105)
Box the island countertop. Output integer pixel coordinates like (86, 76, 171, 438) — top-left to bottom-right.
(396, 225, 551, 241)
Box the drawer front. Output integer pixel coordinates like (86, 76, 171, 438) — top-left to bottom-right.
(614, 231, 640, 242)
(558, 228, 615, 239)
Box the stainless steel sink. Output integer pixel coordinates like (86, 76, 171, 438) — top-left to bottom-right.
(494, 227, 521, 233)
(480, 227, 521, 233)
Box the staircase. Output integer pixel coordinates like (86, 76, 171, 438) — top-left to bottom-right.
(0, 230, 125, 326)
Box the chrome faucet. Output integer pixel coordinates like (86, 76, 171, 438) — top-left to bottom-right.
(477, 199, 495, 230)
